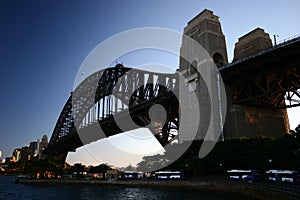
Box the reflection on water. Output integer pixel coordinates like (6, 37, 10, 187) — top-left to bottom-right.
(0, 176, 256, 200)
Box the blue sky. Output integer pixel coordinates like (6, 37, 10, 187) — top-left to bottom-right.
(1, 1, 300, 166)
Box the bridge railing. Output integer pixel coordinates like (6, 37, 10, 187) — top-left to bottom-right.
(220, 33, 300, 71)
(277, 33, 300, 46)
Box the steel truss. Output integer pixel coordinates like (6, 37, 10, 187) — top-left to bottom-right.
(49, 66, 179, 153)
(233, 65, 300, 109)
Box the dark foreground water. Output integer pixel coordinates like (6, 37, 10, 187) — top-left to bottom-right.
(0, 176, 256, 200)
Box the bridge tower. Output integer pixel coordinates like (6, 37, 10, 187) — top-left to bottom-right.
(179, 9, 228, 141)
(180, 9, 228, 69)
(179, 9, 289, 140)
(233, 28, 272, 61)
(225, 28, 290, 138)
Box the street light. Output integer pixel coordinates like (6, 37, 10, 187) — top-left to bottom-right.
(269, 159, 272, 169)
(273, 35, 279, 46)
(219, 163, 223, 175)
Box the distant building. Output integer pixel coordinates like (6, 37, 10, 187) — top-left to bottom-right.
(12, 148, 22, 162)
(0, 150, 2, 158)
(29, 141, 39, 160)
(106, 169, 124, 180)
(28, 135, 49, 160)
(5, 157, 12, 164)
(38, 135, 48, 159)
(20, 146, 29, 162)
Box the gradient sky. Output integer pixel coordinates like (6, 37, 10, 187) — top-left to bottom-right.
(1, 0, 300, 167)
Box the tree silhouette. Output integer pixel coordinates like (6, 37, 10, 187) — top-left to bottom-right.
(89, 163, 110, 179)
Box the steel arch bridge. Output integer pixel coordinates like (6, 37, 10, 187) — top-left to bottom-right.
(47, 35, 300, 161)
(48, 65, 180, 159)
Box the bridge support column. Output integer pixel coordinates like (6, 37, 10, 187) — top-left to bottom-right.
(225, 104, 289, 138)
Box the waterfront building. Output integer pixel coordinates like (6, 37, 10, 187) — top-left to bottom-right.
(38, 135, 48, 159)
(29, 135, 48, 160)
(106, 169, 124, 180)
(5, 157, 12, 164)
(29, 141, 39, 159)
(12, 148, 22, 162)
(20, 146, 29, 162)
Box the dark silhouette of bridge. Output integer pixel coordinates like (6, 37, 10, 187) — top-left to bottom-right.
(48, 65, 180, 159)
(46, 9, 300, 161)
(47, 34, 300, 161)
(221, 34, 300, 109)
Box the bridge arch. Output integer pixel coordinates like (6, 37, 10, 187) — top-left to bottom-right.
(48, 66, 180, 159)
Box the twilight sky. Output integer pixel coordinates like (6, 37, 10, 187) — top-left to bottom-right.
(1, 0, 300, 167)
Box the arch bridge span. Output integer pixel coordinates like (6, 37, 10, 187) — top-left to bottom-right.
(47, 35, 300, 160)
(48, 66, 179, 159)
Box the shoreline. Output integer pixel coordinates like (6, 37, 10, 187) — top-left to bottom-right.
(16, 178, 293, 200)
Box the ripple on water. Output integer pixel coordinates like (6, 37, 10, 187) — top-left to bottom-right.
(0, 176, 256, 200)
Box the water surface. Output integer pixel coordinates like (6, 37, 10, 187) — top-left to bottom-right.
(0, 176, 256, 200)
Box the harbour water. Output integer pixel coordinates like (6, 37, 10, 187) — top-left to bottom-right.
(0, 176, 256, 200)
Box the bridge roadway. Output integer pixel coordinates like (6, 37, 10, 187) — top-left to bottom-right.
(48, 35, 300, 159)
